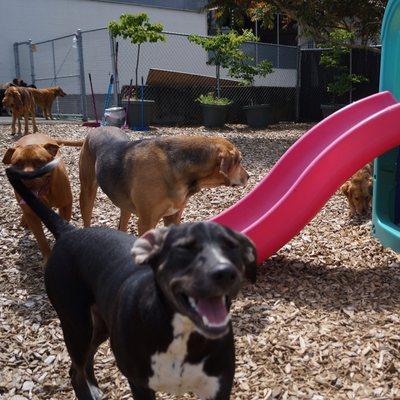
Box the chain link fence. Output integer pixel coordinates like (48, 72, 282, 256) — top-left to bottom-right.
(299, 47, 381, 121)
(13, 26, 299, 125)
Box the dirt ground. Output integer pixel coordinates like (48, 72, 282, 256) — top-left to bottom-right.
(1, 122, 399, 400)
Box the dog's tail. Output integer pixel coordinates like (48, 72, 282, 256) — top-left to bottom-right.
(55, 138, 84, 147)
(6, 159, 75, 239)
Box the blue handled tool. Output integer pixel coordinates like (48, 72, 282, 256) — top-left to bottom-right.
(101, 74, 114, 126)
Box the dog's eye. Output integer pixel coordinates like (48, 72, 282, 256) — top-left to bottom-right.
(222, 237, 239, 249)
(175, 239, 199, 252)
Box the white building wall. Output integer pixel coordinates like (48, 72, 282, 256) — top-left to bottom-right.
(0, 0, 207, 84)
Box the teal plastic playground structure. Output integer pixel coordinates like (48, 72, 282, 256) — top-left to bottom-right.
(372, 0, 400, 251)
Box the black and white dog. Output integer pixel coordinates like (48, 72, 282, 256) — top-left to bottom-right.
(6, 161, 257, 400)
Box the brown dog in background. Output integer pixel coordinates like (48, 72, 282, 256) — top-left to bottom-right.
(29, 86, 66, 120)
(79, 127, 249, 235)
(2, 86, 38, 135)
(3, 133, 82, 260)
(340, 163, 373, 217)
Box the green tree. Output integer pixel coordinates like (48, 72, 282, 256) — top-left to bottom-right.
(189, 29, 272, 100)
(206, 0, 387, 45)
(319, 29, 368, 105)
(108, 13, 165, 96)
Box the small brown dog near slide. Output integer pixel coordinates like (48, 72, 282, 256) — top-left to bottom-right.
(79, 127, 249, 235)
(3, 133, 82, 260)
(2, 86, 38, 135)
(340, 163, 373, 217)
(29, 86, 66, 120)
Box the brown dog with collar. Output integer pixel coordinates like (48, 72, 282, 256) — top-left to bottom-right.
(79, 127, 249, 235)
(3, 133, 82, 260)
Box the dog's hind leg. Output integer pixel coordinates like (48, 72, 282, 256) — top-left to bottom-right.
(85, 306, 109, 393)
(79, 145, 98, 228)
(24, 113, 29, 135)
(118, 209, 131, 232)
(128, 380, 155, 400)
(31, 110, 38, 133)
(59, 203, 72, 222)
(46, 263, 103, 399)
(58, 302, 103, 400)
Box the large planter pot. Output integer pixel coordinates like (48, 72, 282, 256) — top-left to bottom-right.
(200, 103, 230, 128)
(321, 104, 345, 119)
(122, 99, 155, 128)
(243, 103, 271, 129)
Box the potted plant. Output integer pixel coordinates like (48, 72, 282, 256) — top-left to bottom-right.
(189, 29, 267, 128)
(319, 29, 368, 118)
(228, 47, 273, 128)
(196, 92, 232, 128)
(108, 13, 165, 127)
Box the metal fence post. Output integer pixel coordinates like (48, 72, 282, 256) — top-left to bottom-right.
(295, 46, 302, 121)
(28, 39, 36, 86)
(76, 29, 88, 121)
(14, 43, 20, 78)
(109, 31, 120, 106)
(349, 48, 353, 104)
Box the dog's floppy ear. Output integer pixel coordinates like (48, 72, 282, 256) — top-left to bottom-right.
(340, 181, 350, 197)
(43, 143, 60, 157)
(131, 227, 169, 266)
(12, 89, 23, 111)
(2, 148, 16, 164)
(231, 231, 257, 283)
(218, 148, 237, 178)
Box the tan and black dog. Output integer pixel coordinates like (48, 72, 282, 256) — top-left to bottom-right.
(79, 127, 249, 235)
(2, 133, 82, 260)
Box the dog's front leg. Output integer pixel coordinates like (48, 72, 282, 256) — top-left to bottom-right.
(17, 116, 22, 134)
(21, 209, 51, 260)
(24, 113, 29, 135)
(128, 380, 155, 400)
(163, 208, 184, 227)
(11, 113, 16, 135)
(118, 209, 131, 231)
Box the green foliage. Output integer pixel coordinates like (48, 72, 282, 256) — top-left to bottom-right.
(205, 0, 387, 45)
(229, 59, 273, 85)
(197, 93, 233, 105)
(108, 13, 165, 45)
(319, 29, 368, 103)
(188, 30, 273, 85)
(108, 13, 165, 96)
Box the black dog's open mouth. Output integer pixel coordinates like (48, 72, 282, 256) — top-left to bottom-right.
(179, 293, 230, 337)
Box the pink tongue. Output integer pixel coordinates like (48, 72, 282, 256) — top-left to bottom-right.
(196, 297, 228, 325)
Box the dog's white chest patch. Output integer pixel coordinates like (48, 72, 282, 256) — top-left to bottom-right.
(148, 313, 220, 399)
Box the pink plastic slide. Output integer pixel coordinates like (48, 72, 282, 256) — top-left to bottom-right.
(211, 91, 400, 264)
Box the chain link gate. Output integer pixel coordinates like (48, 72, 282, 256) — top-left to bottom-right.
(14, 32, 88, 120)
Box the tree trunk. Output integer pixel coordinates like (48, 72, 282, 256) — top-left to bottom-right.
(216, 63, 221, 98)
(135, 43, 141, 98)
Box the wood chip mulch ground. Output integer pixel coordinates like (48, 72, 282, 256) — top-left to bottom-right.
(1, 122, 399, 400)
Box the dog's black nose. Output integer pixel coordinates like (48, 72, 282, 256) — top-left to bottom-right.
(210, 264, 238, 287)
